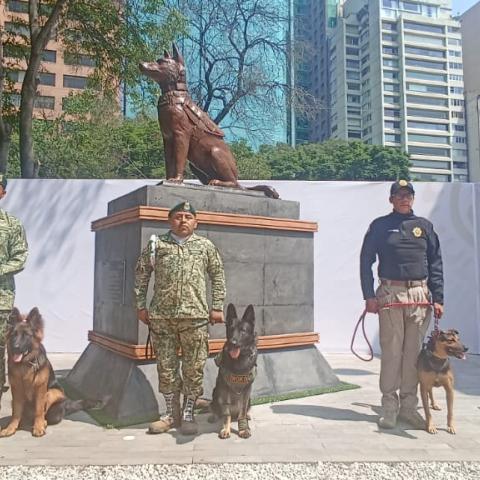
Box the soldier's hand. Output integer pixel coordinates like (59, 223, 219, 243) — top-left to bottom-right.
(433, 303, 444, 319)
(209, 309, 224, 325)
(365, 298, 379, 314)
(137, 308, 150, 325)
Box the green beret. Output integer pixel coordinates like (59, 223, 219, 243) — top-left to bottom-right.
(168, 201, 196, 217)
(0, 174, 7, 189)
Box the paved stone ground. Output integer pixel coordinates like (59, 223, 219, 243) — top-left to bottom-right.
(0, 353, 479, 465)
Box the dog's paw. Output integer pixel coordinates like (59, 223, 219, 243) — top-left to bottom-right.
(0, 428, 16, 438)
(447, 425, 456, 435)
(219, 428, 230, 439)
(427, 424, 438, 434)
(238, 428, 251, 439)
(32, 425, 46, 437)
(431, 405, 441, 411)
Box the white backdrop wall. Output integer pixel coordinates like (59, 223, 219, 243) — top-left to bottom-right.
(3, 179, 480, 354)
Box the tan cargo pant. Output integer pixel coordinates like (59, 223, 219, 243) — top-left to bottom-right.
(377, 280, 432, 413)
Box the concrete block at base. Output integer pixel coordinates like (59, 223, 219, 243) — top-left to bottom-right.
(65, 344, 340, 425)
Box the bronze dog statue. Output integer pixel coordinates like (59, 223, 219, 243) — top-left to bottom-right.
(417, 329, 468, 435)
(139, 44, 278, 199)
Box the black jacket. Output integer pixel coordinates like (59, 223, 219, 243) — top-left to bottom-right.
(360, 210, 444, 303)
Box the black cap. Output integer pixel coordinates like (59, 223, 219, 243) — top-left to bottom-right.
(168, 201, 196, 217)
(390, 179, 414, 196)
(0, 174, 7, 189)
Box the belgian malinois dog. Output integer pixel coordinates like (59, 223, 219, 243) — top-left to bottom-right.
(417, 329, 468, 435)
(139, 44, 279, 199)
(0, 307, 98, 438)
(210, 304, 257, 439)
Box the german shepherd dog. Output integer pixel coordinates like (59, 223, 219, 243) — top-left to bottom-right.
(417, 329, 468, 435)
(210, 304, 257, 439)
(0, 307, 98, 438)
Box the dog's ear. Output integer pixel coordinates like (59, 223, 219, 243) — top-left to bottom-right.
(172, 43, 184, 66)
(9, 307, 22, 324)
(26, 307, 44, 340)
(163, 49, 171, 59)
(242, 304, 255, 326)
(226, 303, 237, 324)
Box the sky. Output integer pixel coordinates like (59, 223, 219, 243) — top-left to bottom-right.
(451, 0, 479, 15)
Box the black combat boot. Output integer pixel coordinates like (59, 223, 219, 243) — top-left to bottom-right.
(180, 395, 198, 435)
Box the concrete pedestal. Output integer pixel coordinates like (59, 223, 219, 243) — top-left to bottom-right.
(66, 182, 340, 424)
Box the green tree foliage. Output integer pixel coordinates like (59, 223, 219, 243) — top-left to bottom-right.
(230, 140, 271, 180)
(261, 140, 411, 181)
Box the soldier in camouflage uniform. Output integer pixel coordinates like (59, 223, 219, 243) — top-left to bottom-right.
(0, 175, 28, 410)
(134, 201, 225, 435)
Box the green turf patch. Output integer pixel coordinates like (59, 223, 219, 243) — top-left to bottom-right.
(251, 381, 360, 406)
(58, 378, 360, 428)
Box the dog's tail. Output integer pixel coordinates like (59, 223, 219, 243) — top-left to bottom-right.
(246, 185, 279, 199)
(46, 395, 110, 425)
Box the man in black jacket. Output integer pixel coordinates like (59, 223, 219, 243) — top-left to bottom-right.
(360, 180, 443, 429)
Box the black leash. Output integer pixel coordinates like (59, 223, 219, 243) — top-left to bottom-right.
(145, 320, 210, 359)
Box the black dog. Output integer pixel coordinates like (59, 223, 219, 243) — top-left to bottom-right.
(210, 304, 257, 439)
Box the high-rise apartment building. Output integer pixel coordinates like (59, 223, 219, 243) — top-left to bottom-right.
(1, 0, 96, 118)
(326, 0, 468, 182)
(461, 1, 480, 181)
(294, 0, 340, 143)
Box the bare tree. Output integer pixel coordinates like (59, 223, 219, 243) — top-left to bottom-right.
(0, 40, 12, 173)
(164, 0, 317, 144)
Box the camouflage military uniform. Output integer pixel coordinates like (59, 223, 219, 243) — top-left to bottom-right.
(134, 231, 225, 397)
(0, 208, 28, 389)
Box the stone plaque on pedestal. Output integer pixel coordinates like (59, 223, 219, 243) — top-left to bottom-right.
(66, 183, 340, 424)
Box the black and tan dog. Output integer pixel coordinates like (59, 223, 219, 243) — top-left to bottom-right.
(0, 307, 98, 438)
(210, 304, 257, 439)
(418, 329, 468, 435)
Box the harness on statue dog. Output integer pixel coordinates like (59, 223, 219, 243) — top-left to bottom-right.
(158, 91, 225, 138)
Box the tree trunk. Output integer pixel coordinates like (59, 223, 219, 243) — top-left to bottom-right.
(0, 127, 11, 174)
(19, 63, 40, 178)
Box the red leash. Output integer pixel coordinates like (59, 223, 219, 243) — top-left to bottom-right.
(351, 302, 436, 362)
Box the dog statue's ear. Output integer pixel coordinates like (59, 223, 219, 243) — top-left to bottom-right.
(172, 42, 184, 66)
(226, 303, 237, 324)
(9, 307, 22, 323)
(242, 304, 255, 326)
(27, 307, 44, 340)
(163, 49, 171, 59)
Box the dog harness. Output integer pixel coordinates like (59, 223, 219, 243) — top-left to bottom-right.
(158, 92, 225, 138)
(214, 350, 257, 395)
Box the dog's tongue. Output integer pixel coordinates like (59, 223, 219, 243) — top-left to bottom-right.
(13, 353, 23, 363)
(229, 347, 241, 359)
(460, 353, 467, 360)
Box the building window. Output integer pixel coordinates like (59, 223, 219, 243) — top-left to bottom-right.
(407, 108, 448, 119)
(412, 172, 450, 182)
(404, 21, 444, 34)
(34, 96, 55, 110)
(407, 95, 448, 106)
(409, 146, 449, 156)
(42, 50, 57, 63)
(449, 62, 463, 69)
(38, 72, 55, 86)
(408, 121, 449, 131)
(452, 112, 464, 119)
(384, 83, 400, 92)
(346, 47, 359, 56)
(347, 82, 360, 90)
(385, 120, 400, 129)
(383, 58, 399, 68)
(406, 59, 445, 70)
(451, 99, 464, 107)
(409, 134, 450, 144)
(449, 74, 463, 81)
(346, 59, 360, 68)
(405, 46, 445, 58)
(454, 136, 466, 144)
(7, 70, 25, 83)
(448, 50, 461, 58)
(63, 53, 96, 67)
(406, 83, 448, 94)
(404, 34, 445, 47)
(7, 1, 28, 13)
(406, 70, 446, 82)
(449, 86, 463, 95)
(448, 38, 462, 46)
(347, 70, 360, 80)
(384, 70, 399, 80)
(4, 21, 30, 37)
(384, 95, 400, 104)
(382, 33, 398, 42)
(385, 133, 401, 143)
(63, 75, 88, 89)
(412, 159, 451, 169)
(348, 130, 361, 138)
(346, 36, 359, 46)
(384, 108, 400, 117)
(347, 94, 361, 103)
(383, 46, 398, 55)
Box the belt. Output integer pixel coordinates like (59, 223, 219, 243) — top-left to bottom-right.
(380, 278, 427, 287)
